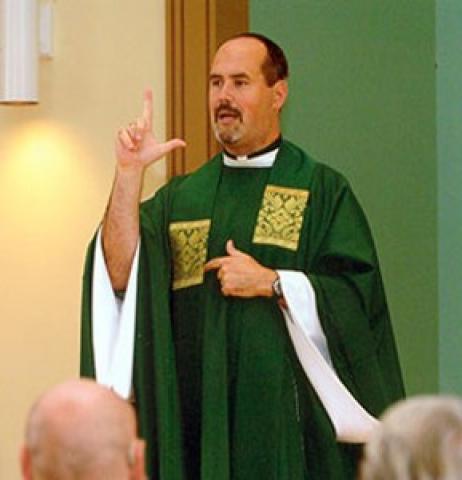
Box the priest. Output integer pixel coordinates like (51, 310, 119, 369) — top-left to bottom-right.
(81, 33, 404, 479)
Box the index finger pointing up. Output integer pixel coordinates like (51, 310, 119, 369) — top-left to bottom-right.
(143, 88, 153, 131)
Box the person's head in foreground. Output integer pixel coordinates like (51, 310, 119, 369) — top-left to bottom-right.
(360, 395, 462, 480)
(20, 378, 146, 480)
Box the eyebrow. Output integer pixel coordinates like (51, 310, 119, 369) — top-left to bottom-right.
(209, 73, 251, 81)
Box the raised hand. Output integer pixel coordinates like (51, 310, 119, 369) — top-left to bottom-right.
(204, 240, 277, 298)
(104, 88, 186, 291)
(116, 88, 186, 171)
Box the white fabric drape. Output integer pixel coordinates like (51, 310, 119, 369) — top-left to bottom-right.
(278, 271, 379, 443)
(92, 229, 139, 398)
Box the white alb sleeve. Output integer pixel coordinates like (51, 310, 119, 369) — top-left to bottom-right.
(92, 228, 139, 399)
(277, 270, 333, 367)
(277, 270, 380, 443)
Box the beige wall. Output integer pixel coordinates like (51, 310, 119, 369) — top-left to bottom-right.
(0, 1, 166, 477)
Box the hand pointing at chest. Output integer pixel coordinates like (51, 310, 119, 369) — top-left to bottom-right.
(204, 240, 277, 298)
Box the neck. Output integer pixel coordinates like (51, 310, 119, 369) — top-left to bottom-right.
(224, 135, 282, 159)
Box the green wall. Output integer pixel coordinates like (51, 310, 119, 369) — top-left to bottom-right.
(251, 0, 438, 394)
(437, 1, 462, 393)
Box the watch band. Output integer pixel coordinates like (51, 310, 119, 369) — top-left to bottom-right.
(272, 276, 283, 298)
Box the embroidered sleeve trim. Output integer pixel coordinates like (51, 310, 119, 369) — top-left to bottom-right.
(253, 185, 310, 251)
(169, 219, 211, 290)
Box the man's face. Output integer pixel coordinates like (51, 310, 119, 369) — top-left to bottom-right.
(209, 37, 286, 155)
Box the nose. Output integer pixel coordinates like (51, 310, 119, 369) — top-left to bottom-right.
(217, 80, 234, 102)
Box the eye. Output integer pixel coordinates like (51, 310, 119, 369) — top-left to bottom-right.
(234, 79, 248, 88)
(210, 77, 222, 88)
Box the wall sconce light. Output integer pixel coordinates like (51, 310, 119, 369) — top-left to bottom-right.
(0, 0, 54, 105)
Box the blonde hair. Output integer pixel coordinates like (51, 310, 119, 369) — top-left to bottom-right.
(360, 395, 462, 480)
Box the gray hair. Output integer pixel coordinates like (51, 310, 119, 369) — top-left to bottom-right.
(360, 395, 462, 480)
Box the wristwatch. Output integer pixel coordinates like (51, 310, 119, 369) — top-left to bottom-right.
(272, 275, 283, 298)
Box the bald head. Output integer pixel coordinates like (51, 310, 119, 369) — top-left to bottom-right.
(219, 32, 289, 86)
(21, 379, 145, 480)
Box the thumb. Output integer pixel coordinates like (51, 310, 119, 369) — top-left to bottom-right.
(226, 239, 246, 257)
(158, 138, 186, 157)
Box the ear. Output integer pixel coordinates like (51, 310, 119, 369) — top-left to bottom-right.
(129, 439, 146, 480)
(272, 79, 288, 112)
(20, 445, 33, 480)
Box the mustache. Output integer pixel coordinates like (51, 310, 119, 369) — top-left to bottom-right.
(214, 103, 242, 122)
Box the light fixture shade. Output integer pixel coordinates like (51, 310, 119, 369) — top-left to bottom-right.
(0, 0, 38, 104)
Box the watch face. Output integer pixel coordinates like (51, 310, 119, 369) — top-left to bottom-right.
(272, 278, 282, 297)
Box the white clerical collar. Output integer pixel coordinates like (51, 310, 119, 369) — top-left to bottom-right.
(223, 148, 279, 168)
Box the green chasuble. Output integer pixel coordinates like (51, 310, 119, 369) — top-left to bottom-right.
(80, 140, 404, 480)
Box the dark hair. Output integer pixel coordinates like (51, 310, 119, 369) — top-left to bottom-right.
(223, 32, 289, 86)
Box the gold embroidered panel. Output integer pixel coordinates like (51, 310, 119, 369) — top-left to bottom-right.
(169, 219, 211, 290)
(253, 185, 310, 251)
